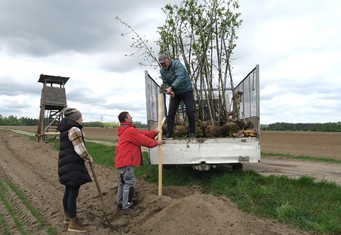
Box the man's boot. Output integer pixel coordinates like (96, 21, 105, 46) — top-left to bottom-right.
(128, 187, 134, 206)
(121, 187, 135, 214)
(67, 217, 87, 233)
(63, 212, 70, 224)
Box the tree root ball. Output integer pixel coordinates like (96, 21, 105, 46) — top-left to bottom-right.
(198, 120, 209, 132)
(210, 125, 222, 137)
(205, 125, 213, 137)
(174, 125, 188, 138)
(223, 122, 240, 136)
(235, 120, 246, 129)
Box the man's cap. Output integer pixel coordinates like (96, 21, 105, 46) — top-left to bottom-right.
(158, 54, 169, 63)
(63, 107, 82, 121)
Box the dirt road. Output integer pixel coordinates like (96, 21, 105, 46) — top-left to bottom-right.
(244, 158, 341, 185)
(247, 130, 341, 185)
(0, 129, 313, 234)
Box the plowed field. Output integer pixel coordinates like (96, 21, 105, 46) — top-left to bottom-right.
(0, 126, 340, 234)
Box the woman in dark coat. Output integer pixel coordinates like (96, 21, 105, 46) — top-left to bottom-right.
(57, 107, 92, 233)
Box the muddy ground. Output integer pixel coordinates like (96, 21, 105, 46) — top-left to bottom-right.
(0, 128, 340, 234)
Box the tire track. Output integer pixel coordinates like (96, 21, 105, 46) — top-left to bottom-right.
(0, 164, 56, 235)
(0, 131, 61, 233)
(0, 179, 41, 234)
(0, 175, 17, 234)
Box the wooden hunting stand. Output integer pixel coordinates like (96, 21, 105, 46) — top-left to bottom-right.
(36, 74, 69, 142)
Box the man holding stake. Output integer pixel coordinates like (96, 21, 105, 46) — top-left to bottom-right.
(114, 111, 162, 212)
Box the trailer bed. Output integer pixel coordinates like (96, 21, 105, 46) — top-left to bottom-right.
(149, 137, 260, 170)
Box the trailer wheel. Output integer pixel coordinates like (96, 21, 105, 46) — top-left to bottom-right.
(232, 163, 243, 171)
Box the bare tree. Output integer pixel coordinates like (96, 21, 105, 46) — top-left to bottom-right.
(157, 0, 242, 124)
(116, 0, 242, 125)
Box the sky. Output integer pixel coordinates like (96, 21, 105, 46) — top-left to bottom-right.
(0, 0, 340, 124)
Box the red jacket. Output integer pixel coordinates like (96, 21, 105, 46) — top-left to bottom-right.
(115, 122, 158, 168)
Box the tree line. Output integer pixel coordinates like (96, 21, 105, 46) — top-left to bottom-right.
(261, 122, 341, 132)
(0, 115, 38, 126)
(0, 115, 147, 128)
(1, 115, 339, 132)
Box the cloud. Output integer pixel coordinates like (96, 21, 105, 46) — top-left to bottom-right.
(0, 0, 340, 125)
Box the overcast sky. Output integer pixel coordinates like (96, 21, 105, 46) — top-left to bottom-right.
(1, 0, 340, 124)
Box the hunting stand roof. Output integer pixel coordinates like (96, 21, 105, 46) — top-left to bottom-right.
(38, 74, 69, 86)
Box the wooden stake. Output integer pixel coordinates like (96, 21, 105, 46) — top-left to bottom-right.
(157, 93, 163, 196)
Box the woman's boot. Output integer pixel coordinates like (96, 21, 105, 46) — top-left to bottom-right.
(67, 217, 87, 233)
(63, 212, 70, 224)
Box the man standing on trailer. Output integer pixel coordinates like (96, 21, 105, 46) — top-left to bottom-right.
(158, 54, 196, 139)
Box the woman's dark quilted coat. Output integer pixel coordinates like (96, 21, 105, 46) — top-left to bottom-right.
(57, 118, 91, 186)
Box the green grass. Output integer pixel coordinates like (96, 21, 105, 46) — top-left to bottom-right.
(85, 142, 115, 166)
(48, 140, 341, 234)
(262, 152, 341, 164)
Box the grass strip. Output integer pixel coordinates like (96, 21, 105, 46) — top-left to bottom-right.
(6, 181, 56, 235)
(262, 152, 341, 164)
(0, 180, 27, 235)
(0, 213, 10, 235)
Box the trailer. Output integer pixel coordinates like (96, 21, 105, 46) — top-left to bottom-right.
(145, 65, 260, 171)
